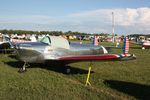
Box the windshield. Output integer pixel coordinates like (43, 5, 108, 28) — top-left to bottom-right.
(40, 36, 51, 45)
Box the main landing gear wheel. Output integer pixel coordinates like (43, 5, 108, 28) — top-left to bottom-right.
(142, 47, 145, 50)
(64, 66, 71, 74)
(18, 67, 27, 73)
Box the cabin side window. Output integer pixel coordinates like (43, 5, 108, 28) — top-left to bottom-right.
(40, 36, 51, 45)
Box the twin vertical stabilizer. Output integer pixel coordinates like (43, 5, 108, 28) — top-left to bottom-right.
(123, 36, 129, 55)
(93, 36, 99, 46)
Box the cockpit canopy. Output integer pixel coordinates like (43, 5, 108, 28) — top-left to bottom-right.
(40, 36, 70, 49)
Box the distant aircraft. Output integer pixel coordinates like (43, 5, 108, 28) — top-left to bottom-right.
(0, 34, 11, 50)
(132, 40, 150, 49)
(142, 41, 150, 49)
(93, 36, 99, 46)
(131, 37, 150, 49)
(14, 36, 136, 73)
(11, 35, 37, 45)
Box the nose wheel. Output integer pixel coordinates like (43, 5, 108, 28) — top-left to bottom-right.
(18, 62, 30, 73)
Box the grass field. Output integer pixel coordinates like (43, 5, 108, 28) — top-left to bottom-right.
(0, 42, 150, 100)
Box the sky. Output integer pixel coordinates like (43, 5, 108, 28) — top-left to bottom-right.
(0, 0, 150, 35)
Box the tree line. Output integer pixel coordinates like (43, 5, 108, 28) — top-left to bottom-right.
(0, 29, 110, 37)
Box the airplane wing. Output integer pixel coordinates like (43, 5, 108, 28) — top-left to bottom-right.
(59, 54, 119, 61)
(59, 54, 136, 61)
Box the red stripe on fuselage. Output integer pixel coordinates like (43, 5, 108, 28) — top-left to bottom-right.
(59, 54, 118, 61)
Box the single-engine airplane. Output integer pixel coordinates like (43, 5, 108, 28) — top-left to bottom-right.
(14, 36, 136, 73)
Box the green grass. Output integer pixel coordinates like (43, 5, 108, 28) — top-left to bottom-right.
(0, 42, 150, 100)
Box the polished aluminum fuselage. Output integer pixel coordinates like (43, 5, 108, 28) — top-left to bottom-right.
(13, 36, 136, 66)
(15, 42, 107, 63)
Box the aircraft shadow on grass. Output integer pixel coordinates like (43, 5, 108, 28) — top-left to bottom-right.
(104, 80, 150, 100)
(5, 60, 94, 75)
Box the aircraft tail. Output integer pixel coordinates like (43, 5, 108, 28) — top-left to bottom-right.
(93, 36, 99, 46)
(123, 36, 129, 55)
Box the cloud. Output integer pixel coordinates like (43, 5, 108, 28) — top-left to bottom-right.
(67, 7, 150, 34)
(69, 7, 150, 26)
(0, 7, 150, 34)
(136, 7, 150, 25)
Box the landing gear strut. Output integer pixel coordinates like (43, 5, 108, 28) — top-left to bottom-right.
(18, 62, 30, 73)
